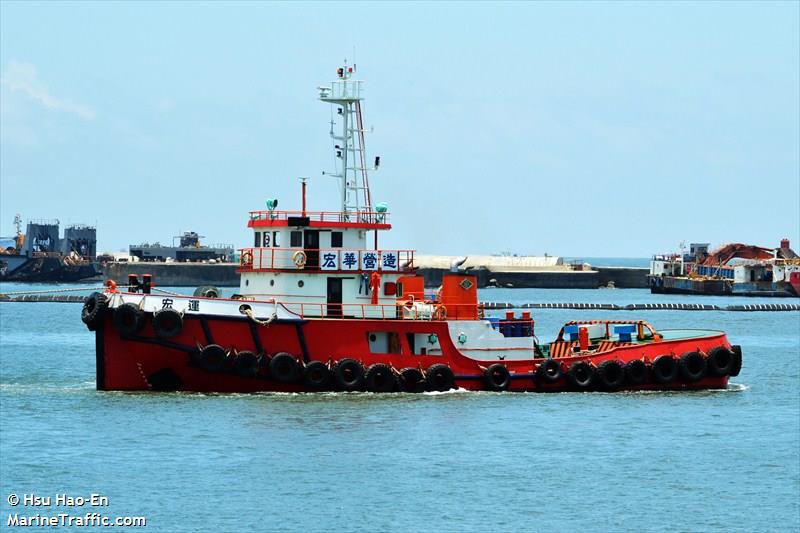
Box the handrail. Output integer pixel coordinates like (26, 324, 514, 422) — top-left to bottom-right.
(555, 320, 661, 342)
(249, 210, 390, 225)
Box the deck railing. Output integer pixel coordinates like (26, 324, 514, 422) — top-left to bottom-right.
(248, 210, 390, 225)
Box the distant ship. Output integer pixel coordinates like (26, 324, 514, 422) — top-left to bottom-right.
(125, 231, 234, 262)
(649, 240, 800, 297)
(0, 215, 100, 282)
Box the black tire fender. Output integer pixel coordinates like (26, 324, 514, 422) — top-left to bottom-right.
(484, 363, 511, 392)
(707, 346, 735, 377)
(193, 285, 221, 298)
(679, 351, 707, 382)
(365, 363, 397, 393)
(729, 345, 743, 377)
(567, 361, 595, 389)
(398, 368, 426, 393)
(199, 344, 227, 373)
(81, 291, 108, 330)
(113, 302, 145, 336)
(334, 358, 365, 391)
(270, 352, 301, 383)
(652, 355, 678, 384)
(303, 361, 332, 389)
(597, 360, 626, 390)
(152, 308, 183, 339)
(234, 351, 259, 378)
(624, 359, 648, 385)
(426, 363, 455, 392)
(536, 359, 562, 384)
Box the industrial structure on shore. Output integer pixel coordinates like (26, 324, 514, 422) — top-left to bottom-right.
(0, 215, 99, 282)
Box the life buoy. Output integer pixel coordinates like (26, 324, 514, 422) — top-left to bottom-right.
(334, 358, 365, 391)
(152, 308, 183, 339)
(624, 359, 648, 385)
(234, 351, 259, 378)
(365, 363, 396, 392)
(292, 250, 307, 269)
(706, 346, 735, 377)
(484, 363, 511, 392)
(270, 352, 300, 383)
(113, 303, 145, 336)
(596, 360, 626, 390)
(433, 305, 447, 320)
(397, 367, 426, 393)
(81, 291, 108, 330)
(198, 344, 227, 373)
(304, 361, 332, 389)
(240, 251, 253, 267)
(651, 355, 678, 384)
(568, 361, 595, 389)
(536, 359, 562, 384)
(679, 351, 706, 382)
(426, 363, 455, 392)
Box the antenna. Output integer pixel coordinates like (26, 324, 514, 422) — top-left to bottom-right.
(318, 64, 373, 214)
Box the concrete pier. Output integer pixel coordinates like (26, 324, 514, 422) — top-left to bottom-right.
(104, 262, 239, 287)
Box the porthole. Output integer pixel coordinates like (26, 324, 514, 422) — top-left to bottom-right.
(245, 279, 249, 287)
(270, 279, 275, 286)
(298, 280, 304, 288)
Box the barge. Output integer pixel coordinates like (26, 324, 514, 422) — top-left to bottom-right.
(649, 241, 799, 297)
(81, 65, 742, 393)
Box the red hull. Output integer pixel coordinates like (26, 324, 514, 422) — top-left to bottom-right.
(95, 311, 732, 393)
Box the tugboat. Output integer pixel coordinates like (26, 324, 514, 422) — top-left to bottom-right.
(81, 66, 742, 393)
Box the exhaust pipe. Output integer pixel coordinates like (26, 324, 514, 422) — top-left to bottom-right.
(450, 256, 468, 273)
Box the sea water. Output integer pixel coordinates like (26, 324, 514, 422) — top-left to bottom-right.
(1, 284, 798, 532)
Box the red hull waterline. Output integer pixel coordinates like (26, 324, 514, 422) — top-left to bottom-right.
(88, 293, 737, 394)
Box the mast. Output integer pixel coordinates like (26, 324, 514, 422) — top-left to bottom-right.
(318, 63, 374, 217)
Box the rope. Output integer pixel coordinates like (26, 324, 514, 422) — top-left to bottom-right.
(0, 285, 132, 297)
(243, 308, 277, 327)
(150, 287, 189, 297)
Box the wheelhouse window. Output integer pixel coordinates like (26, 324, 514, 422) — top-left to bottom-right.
(254, 232, 261, 247)
(367, 332, 402, 354)
(331, 231, 343, 248)
(407, 333, 440, 355)
(290, 231, 302, 247)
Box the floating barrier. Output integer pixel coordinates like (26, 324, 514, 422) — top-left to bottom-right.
(0, 294, 90, 303)
(1, 294, 798, 311)
(481, 302, 799, 312)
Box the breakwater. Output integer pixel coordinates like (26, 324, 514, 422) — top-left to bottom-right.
(104, 262, 239, 287)
(100, 262, 649, 289)
(391, 266, 647, 289)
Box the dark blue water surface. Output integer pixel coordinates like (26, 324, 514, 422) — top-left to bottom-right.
(1, 284, 798, 532)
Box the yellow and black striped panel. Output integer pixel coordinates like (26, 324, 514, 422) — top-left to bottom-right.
(596, 341, 632, 353)
(549, 341, 578, 358)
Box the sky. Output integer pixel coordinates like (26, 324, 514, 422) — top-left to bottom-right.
(1, 1, 798, 257)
